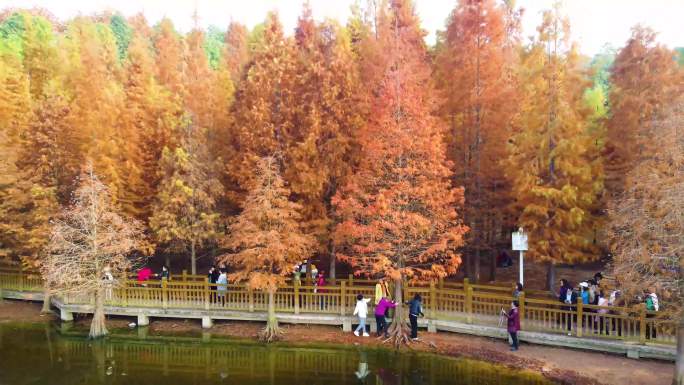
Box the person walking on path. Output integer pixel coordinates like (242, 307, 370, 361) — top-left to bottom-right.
(208, 266, 220, 302)
(513, 282, 523, 299)
(502, 300, 521, 351)
(293, 264, 302, 284)
(216, 269, 228, 306)
(316, 272, 326, 309)
(353, 294, 371, 337)
(159, 265, 170, 280)
(645, 288, 659, 339)
(580, 282, 590, 304)
(375, 296, 396, 337)
(137, 266, 153, 286)
(407, 294, 424, 340)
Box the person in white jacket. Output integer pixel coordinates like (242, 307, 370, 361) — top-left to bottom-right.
(353, 294, 371, 337)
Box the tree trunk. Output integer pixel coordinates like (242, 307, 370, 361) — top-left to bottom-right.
(89, 287, 108, 339)
(464, 254, 471, 280)
(41, 286, 51, 314)
(165, 255, 171, 270)
(259, 289, 282, 342)
(489, 251, 497, 282)
(385, 278, 410, 347)
(546, 262, 556, 293)
(329, 244, 336, 284)
(675, 315, 684, 385)
(190, 242, 197, 275)
(473, 248, 481, 284)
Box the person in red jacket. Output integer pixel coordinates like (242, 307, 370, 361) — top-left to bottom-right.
(502, 300, 521, 351)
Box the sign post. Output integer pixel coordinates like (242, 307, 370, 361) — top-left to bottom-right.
(511, 227, 528, 286)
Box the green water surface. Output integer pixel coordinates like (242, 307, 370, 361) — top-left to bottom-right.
(0, 322, 552, 385)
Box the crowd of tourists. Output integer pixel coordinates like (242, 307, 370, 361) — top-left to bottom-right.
(554, 272, 660, 338)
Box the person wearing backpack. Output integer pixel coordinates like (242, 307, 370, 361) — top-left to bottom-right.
(353, 294, 371, 337)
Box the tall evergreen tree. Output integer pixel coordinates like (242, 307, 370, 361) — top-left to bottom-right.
(435, 0, 521, 282)
(224, 21, 249, 84)
(226, 12, 297, 203)
(218, 156, 315, 342)
(604, 26, 682, 197)
(505, 5, 603, 291)
(333, 0, 467, 346)
(119, 28, 182, 228)
(64, 17, 126, 200)
(149, 120, 222, 274)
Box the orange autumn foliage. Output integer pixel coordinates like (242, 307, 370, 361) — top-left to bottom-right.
(333, 0, 468, 284)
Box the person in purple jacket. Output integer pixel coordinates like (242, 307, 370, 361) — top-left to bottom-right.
(502, 300, 521, 351)
(374, 296, 396, 337)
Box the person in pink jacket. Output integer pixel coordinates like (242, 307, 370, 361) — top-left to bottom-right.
(374, 296, 396, 337)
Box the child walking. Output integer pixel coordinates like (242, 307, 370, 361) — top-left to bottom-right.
(353, 294, 371, 337)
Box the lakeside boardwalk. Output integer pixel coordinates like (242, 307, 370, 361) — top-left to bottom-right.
(0, 268, 676, 361)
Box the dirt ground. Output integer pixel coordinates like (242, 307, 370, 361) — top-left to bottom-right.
(0, 299, 673, 385)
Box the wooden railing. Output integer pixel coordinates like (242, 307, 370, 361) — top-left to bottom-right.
(0, 269, 676, 346)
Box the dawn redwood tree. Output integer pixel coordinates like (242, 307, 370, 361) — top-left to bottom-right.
(119, 29, 182, 225)
(153, 18, 184, 98)
(287, 5, 365, 276)
(225, 12, 297, 205)
(505, 5, 603, 291)
(224, 21, 249, 84)
(604, 26, 682, 199)
(218, 156, 315, 342)
(435, 0, 520, 282)
(64, 17, 126, 202)
(333, 0, 468, 346)
(41, 166, 144, 338)
(0, 42, 31, 260)
(149, 120, 222, 274)
(608, 100, 683, 385)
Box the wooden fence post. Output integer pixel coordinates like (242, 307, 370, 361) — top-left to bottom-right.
(122, 280, 128, 307)
(429, 281, 436, 319)
(204, 278, 210, 310)
(294, 280, 300, 315)
(162, 279, 168, 309)
(348, 274, 353, 287)
(467, 287, 474, 324)
(639, 305, 647, 344)
(182, 270, 187, 282)
(576, 301, 583, 337)
(463, 278, 470, 321)
(438, 277, 444, 290)
(248, 286, 254, 312)
(340, 281, 347, 316)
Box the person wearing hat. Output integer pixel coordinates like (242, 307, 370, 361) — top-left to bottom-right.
(579, 282, 590, 305)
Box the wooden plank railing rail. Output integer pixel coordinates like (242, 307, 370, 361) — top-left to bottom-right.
(0, 269, 676, 346)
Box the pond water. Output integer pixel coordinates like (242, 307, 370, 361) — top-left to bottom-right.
(0, 322, 553, 385)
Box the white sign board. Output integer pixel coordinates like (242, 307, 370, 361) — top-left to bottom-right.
(512, 228, 528, 251)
